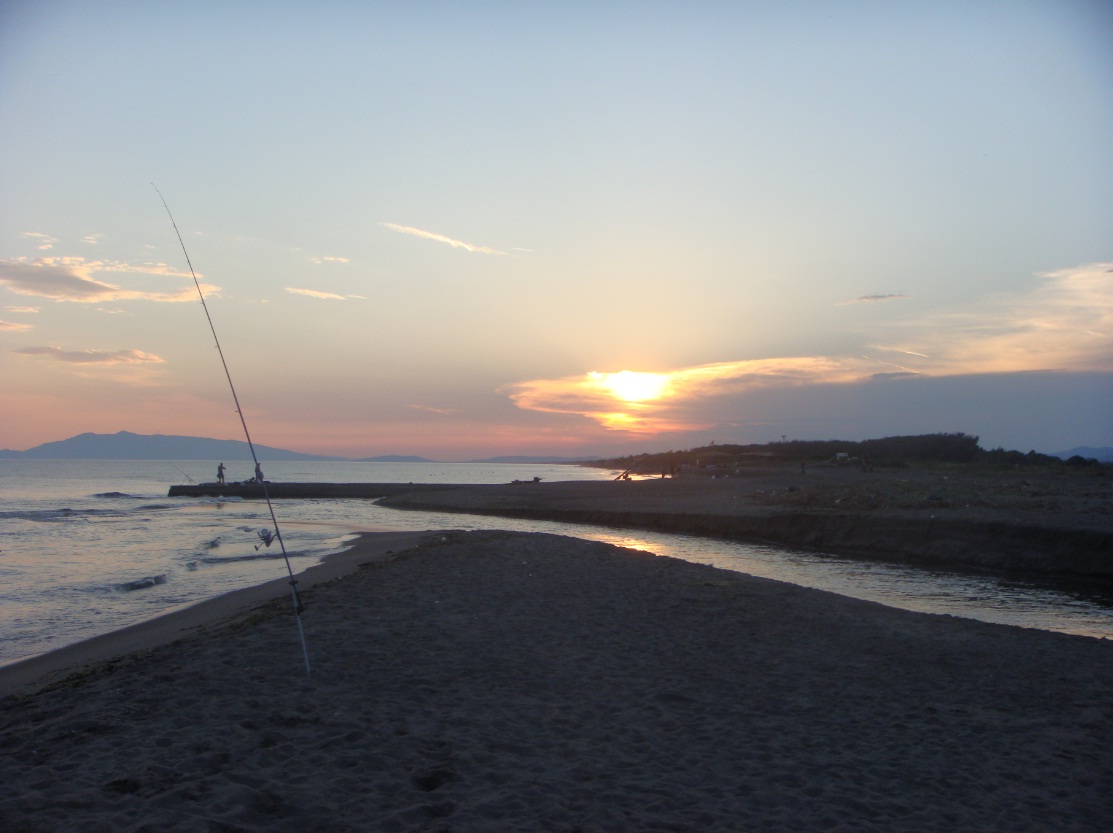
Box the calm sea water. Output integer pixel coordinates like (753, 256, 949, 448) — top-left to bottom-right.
(1, 459, 1111, 665)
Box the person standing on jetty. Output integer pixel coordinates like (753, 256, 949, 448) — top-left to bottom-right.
(217, 462, 226, 484)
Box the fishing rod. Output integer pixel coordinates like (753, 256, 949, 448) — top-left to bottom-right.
(170, 462, 197, 484)
(153, 183, 311, 675)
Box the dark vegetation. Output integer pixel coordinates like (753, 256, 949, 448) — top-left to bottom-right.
(588, 433, 1105, 475)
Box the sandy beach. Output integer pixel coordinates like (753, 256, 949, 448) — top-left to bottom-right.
(2, 528, 1111, 831)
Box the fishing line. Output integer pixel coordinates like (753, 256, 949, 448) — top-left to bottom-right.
(153, 183, 311, 675)
(170, 462, 197, 484)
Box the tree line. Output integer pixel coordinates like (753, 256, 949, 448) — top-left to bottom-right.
(588, 433, 1083, 473)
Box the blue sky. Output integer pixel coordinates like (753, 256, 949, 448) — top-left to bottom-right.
(1, 1, 1110, 459)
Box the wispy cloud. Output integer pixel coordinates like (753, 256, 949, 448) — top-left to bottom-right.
(869, 261, 1113, 375)
(21, 232, 58, 251)
(0, 257, 212, 303)
(82, 234, 103, 245)
(408, 404, 459, 415)
(4, 306, 39, 313)
(839, 293, 908, 305)
(508, 262, 1113, 434)
(16, 346, 165, 365)
(382, 223, 505, 255)
(309, 255, 350, 265)
(284, 287, 364, 301)
(871, 346, 931, 358)
(0, 319, 34, 332)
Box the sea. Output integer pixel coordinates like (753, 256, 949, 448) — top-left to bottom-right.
(2, 459, 1112, 666)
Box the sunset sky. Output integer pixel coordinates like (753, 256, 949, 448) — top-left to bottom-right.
(2, 1, 1111, 460)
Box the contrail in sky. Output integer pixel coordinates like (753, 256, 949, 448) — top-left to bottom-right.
(285, 287, 362, 301)
(838, 293, 908, 305)
(382, 223, 505, 255)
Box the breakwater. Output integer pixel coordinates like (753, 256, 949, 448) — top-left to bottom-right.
(167, 482, 474, 499)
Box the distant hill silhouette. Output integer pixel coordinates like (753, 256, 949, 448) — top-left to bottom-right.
(0, 431, 347, 461)
(1053, 446, 1113, 463)
(587, 433, 1109, 472)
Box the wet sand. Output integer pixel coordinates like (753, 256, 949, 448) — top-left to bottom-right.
(2, 529, 1111, 831)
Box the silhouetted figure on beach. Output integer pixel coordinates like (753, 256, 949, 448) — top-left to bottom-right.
(217, 462, 226, 484)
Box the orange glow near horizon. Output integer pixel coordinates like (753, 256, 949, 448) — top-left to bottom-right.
(507, 356, 865, 435)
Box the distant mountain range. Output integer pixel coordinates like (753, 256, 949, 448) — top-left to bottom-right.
(0, 431, 349, 461)
(0, 431, 598, 464)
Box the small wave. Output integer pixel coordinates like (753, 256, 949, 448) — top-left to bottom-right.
(115, 574, 168, 592)
(93, 491, 137, 499)
(194, 549, 308, 568)
(203, 538, 221, 550)
(0, 507, 122, 522)
(197, 553, 283, 565)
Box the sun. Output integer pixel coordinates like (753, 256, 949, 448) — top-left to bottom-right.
(590, 370, 670, 403)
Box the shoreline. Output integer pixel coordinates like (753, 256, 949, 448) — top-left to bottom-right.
(0, 530, 434, 699)
(2, 529, 1110, 830)
(6, 478, 1109, 701)
(9, 463, 1097, 694)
